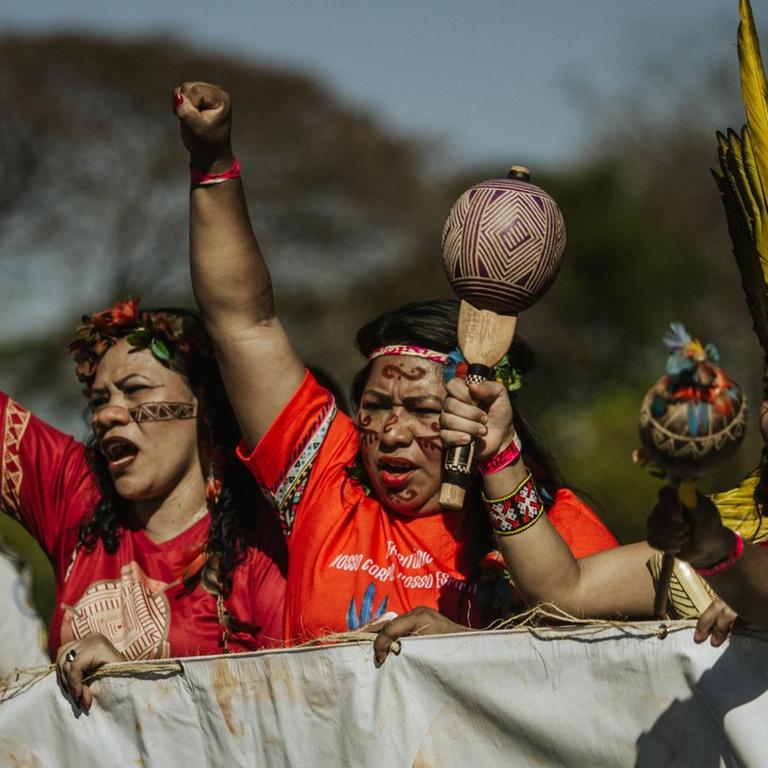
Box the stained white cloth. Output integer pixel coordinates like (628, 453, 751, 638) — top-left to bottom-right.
(0, 541, 47, 677)
(1, 622, 767, 767)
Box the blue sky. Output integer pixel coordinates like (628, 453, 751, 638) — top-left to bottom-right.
(1, 0, 740, 167)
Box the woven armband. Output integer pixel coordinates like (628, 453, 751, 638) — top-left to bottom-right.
(481, 471, 544, 537)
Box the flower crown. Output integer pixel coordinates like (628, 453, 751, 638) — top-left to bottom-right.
(68, 297, 208, 387)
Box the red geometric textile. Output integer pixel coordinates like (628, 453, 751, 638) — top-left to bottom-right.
(0, 391, 286, 659)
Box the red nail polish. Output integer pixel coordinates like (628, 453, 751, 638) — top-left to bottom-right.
(173, 92, 183, 107)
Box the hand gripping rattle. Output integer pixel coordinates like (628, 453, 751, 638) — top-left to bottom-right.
(439, 167, 566, 509)
(637, 324, 747, 616)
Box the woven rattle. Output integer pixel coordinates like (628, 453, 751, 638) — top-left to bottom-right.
(440, 167, 566, 509)
(638, 323, 747, 616)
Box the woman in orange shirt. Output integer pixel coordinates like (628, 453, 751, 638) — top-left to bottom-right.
(174, 82, 620, 644)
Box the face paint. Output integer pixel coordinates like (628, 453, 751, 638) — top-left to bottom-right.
(415, 421, 441, 453)
(358, 356, 447, 517)
(381, 364, 428, 382)
(128, 401, 198, 423)
(382, 412, 399, 434)
(355, 412, 378, 446)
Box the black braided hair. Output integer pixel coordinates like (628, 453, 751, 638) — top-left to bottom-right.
(76, 309, 253, 598)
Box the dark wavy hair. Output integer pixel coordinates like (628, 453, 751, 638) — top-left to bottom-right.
(350, 298, 567, 567)
(76, 309, 254, 598)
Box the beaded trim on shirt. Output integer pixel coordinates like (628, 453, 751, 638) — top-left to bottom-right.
(1, 399, 31, 520)
(264, 395, 337, 535)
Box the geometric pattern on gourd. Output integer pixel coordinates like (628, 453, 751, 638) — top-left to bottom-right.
(442, 179, 566, 314)
(638, 387, 748, 472)
(64, 561, 171, 660)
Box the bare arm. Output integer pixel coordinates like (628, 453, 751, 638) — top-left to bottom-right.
(174, 82, 304, 448)
(441, 377, 656, 618)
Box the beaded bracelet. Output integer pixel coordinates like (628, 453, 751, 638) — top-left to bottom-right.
(190, 158, 241, 187)
(695, 532, 744, 577)
(481, 471, 544, 537)
(478, 434, 522, 475)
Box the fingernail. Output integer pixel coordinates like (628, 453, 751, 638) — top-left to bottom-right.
(173, 92, 183, 107)
(480, 426, 487, 435)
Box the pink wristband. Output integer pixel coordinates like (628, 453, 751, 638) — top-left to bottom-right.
(478, 434, 522, 475)
(695, 532, 744, 577)
(190, 158, 241, 186)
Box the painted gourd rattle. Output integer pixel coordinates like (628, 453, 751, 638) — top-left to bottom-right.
(638, 323, 747, 616)
(440, 167, 566, 509)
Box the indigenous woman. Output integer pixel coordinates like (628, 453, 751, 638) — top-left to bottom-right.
(0, 301, 286, 708)
(173, 82, 618, 644)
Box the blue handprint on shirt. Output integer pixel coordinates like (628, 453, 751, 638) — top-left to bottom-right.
(346, 582, 389, 630)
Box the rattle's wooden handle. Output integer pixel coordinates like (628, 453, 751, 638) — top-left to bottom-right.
(654, 479, 697, 618)
(439, 301, 517, 511)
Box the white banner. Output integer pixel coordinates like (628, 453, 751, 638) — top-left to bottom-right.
(1, 621, 767, 767)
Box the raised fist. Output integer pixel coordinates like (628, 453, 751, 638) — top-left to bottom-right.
(172, 82, 233, 169)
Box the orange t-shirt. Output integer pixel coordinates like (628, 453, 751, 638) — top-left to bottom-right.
(239, 372, 618, 642)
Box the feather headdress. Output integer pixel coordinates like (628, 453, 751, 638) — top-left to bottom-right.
(712, 0, 768, 532)
(713, 0, 768, 355)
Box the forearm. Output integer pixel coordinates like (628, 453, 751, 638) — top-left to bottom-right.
(486, 467, 654, 617)
(484, 463, 584, 610)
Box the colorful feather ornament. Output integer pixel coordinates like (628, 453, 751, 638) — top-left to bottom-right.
(650, 324, 739, 440)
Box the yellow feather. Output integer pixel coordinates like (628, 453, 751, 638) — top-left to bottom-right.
(711, 468, 768, 541)
(714, 0, 768, 351)
(739, 0, 768, 200)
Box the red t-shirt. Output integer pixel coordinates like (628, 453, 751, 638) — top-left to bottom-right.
(0, 392, 287, 659)
(239, 372, 618, 642)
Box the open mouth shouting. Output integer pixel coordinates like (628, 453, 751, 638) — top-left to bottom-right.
(376, 456, 417, 491)
(100, 436, 140, 473)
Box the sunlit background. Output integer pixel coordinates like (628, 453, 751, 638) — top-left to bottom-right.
(0, 0, 763, 618)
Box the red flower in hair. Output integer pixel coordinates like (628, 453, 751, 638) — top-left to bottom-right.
(110, 297, 140, 325)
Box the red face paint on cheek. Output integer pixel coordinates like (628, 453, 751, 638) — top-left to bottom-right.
(355, 412, 378, 446)
(415, 435, 442, 453)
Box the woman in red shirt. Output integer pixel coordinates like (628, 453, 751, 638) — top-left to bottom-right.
(1, 301, 286, 710)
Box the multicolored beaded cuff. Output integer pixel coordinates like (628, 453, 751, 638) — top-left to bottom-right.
(482, 471, 544, 537)
(190, 158, 241, 187)
(695, 532, 744, 577)
(478, 434, 522, 475)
